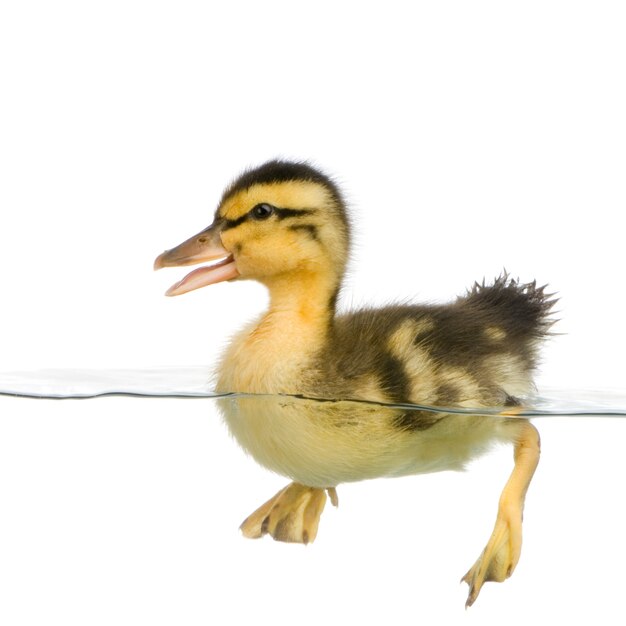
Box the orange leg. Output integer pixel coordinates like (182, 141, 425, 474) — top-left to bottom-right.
(462, 421, 540, 607)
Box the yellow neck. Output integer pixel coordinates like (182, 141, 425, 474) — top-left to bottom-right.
(262, 269, 338, 333)
(217, 270, 339, 394)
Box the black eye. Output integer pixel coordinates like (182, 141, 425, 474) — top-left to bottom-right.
(251, 203, 275, 220)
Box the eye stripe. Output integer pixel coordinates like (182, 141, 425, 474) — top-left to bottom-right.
(221, 207, 316, 230)
(288, 223, 320, 242)
(222, 214, 249, 230)
(274, 208, 315, 220)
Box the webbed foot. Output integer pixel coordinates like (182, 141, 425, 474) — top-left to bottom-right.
(240, 482, 338, 544)
(462, 504, 522, 607)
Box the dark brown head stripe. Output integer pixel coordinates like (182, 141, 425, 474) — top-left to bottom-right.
(288, 223, 320, 242)
(221, 160, 344, 207)
(222, 207, 315, 231)
(221, 213, 248, 230)
(275, 208, 315, 220)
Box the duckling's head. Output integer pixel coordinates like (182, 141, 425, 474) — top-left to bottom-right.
(155, 160, 350, 301)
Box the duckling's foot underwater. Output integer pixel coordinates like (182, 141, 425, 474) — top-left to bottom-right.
(240, 482, 338, 544)
(461, 421, 540, 607)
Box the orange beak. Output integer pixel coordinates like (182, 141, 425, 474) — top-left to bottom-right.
(154, 221, 239, 296)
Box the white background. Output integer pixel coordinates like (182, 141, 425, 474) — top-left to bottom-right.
(1, 1, 625, 624)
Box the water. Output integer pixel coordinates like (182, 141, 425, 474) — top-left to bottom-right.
(1, 368, 626, 621)
(2, 367, 626, 416)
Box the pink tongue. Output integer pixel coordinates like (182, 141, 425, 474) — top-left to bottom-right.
(166, 259, 239, 296)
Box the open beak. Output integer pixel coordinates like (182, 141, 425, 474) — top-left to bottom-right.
(154, 220, 239, 296)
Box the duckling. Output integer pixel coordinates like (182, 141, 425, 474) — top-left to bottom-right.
(154, 160, 555, 606)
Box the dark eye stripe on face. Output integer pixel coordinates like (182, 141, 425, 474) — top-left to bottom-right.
(221, 213, 248, 230)
(288, 223, 320, 242)
(221, 207, 315, 230)
(274, 208, 315, 220)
